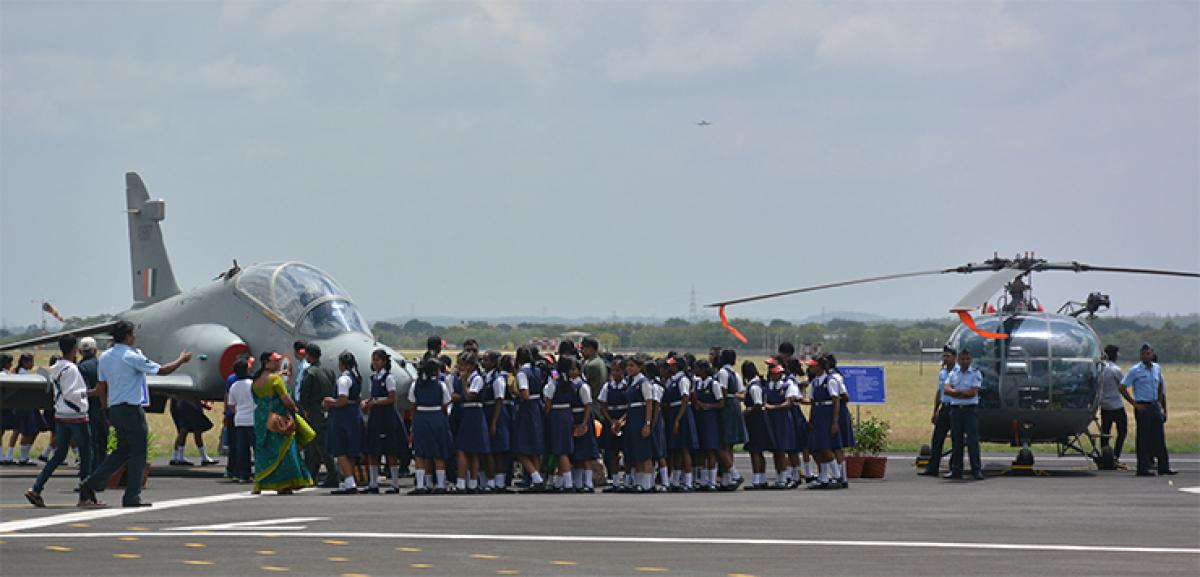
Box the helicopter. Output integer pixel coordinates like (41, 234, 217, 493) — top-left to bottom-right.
(709, 253, 1199, 469)
(0, 172, 417, 414)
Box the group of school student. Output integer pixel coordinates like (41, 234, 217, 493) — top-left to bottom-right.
(371, 337, 859, 496)
(1, 349, 107, 470)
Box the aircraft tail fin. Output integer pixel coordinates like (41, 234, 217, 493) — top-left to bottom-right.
(126, 172, 181, 305)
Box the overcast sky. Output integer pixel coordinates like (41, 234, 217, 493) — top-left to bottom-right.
(2, 1, 1198, 328)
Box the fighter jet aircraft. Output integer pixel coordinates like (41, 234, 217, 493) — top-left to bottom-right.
(0, 173, 416, 412)
(696, 120, 712, 126)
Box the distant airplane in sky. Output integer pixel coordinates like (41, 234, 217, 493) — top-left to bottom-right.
(696, 120, 711, 126)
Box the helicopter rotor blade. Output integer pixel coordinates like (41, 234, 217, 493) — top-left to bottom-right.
(705, 268, 954, 308)
(950, 266, 1025, 312)
(1035, 262, 1200, 278)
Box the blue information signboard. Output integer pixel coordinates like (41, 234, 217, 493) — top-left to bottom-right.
(840, 366, 886, 404)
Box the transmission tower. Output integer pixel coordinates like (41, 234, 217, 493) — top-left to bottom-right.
(688, 285, 698, 322)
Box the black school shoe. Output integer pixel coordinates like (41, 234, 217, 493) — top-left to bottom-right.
(385, 486, 402, 494)
(805, 481, 832, 490)
(329, 488, 358, 495)
(1159, 470, 1179, 476)
(359, 487, 380, 494)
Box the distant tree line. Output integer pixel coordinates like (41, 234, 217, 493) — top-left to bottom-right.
(372, 316, 1200, 362)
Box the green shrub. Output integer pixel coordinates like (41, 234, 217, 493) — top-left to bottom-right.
(853, 416, 891, 456)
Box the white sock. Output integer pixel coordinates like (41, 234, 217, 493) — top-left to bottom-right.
(707, 468, 718, 486)
(415, 469, 427, 489)
(803, 460, 814, 478)
(572, 469, 583, 487)
(730, 466, 742, 481)
(456, 478, 466, 490)
(173, 446, 183, 461)
(670, 470, 681, 486)
(368, 466, 379, 488)
(658, 466, 669, 486)
(683, 472, 693, 487)
(436, 470, 447, 489)
(551, 474, 562, 488)
(786, 467, 796, 482)
(19, 445, 31, 461)
(818, 463, 829, 483)
(478, 472, 487, 487)
(530, 471, 543, 484)
(199, 447, 212, 461)
(624, 473, 634, 487)
(832, 461, 843, 481)
(563, 472, 574, 489)
(391, 466, 401, 488)
(2, 447, 11, 460)
(495, 473, 506, 487)
(467, 477, 478, 489)
(721, 471, 732, 486)
(583, 469, 594, 488)
(343, 475, 358, 489)
(751, 472, 762, 485)
(640, 473, 654, 490)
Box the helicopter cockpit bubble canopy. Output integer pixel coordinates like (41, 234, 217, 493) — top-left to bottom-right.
(235, 262, 371, 338)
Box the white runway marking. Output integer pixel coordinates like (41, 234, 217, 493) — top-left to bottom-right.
(1180, 486, 1200, 494)
(166, 517, 329, 532)
(2, 531, 1196, 555)
(0, 491, 257, 533)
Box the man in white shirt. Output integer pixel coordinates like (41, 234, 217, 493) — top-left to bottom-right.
(226, 359, 256, 482)
(25, 335, 92, 507)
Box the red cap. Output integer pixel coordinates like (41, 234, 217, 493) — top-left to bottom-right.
(267, 352, 283, 362)
(768, 364, 785, 374)
(802, 359, 818, 367)
(296, 348, 306, 357)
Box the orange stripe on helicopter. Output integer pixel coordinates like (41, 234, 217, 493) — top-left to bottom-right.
(954, 310, 1009, 340)
(718, 305, 749, 344)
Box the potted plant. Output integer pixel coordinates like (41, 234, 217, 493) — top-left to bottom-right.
(105, 429, 158, 489)
(853, 416, 891, 479)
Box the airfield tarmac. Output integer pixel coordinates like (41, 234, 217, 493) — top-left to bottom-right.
(0, 453, 1197, 577)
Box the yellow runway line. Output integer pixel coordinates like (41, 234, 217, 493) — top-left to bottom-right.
(396, 547, 422, 552)
(112, 553, 142, 559)
(411, 563, 433, 569)
(184, 543, 207, 548)
(323, 539, 349, 545)
(69, 523, 90, 528)
(326, 556, 350, 562)
(119, 536, 140, 541)
(183, 560, 215, 566)
(636, 568, 669, 573)
(341, 574, 370, 577)
(470, 553, 499, 559)
(261, 566, 290, 572)
(126, 526, 148, 531)
(45, 545, 72, 552)
(496, 571, 520, 575)
(257, 550, 277, 555)
(551, 561, 578, 565)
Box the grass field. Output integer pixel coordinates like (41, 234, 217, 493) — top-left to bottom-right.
(9, 350, 1199, 458)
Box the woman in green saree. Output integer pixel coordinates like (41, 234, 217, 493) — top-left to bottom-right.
(252, 351, 313, 494)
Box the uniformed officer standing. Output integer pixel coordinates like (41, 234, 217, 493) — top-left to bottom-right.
(942, 349, 983, 480)
(1120, 344, 1176, 477)
(78, 321, 192, 507)
(919, 346, 957, 476)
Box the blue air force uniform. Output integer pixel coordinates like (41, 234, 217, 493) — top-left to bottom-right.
(1122, 362, 1171, 474)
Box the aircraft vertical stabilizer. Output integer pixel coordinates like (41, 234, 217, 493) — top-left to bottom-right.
(126, 172, 181, 305)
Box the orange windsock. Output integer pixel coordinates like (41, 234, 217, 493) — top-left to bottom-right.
(41, 302, 64, 322)
(719, 305, 749, 344)
(955, 310, 1008, 340)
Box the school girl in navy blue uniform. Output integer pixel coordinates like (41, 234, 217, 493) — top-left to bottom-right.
(691, 360, 722, 490)
(479, 351, 512, 492)
(715, 349, 746, 490)
(826, 354, 854, 488)
(597, 358, 627, 492)
(569, 361, 599, 492)
(787, 358, 816, 482)
(806, 355, 843, 490)
(0, 353, 19, 465)
(362, 349, 406, 493)
(543, 356, 577, 492)
(622, 357, 657, 493)
(765, 363, 799, 488)
(741, 362, 773, 490)
(644, 361, 668, 490)
(322, 352, 364, 494)
(409, 358, 452, 495)
(452, 352, 490, 493)
(662, 357, 697, 492)
(510, 346, 547, 490)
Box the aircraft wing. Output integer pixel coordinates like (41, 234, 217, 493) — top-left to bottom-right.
(0, 321, 120, 352)
(145, 375, 198, 395)
(0, 368, 53, 395)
